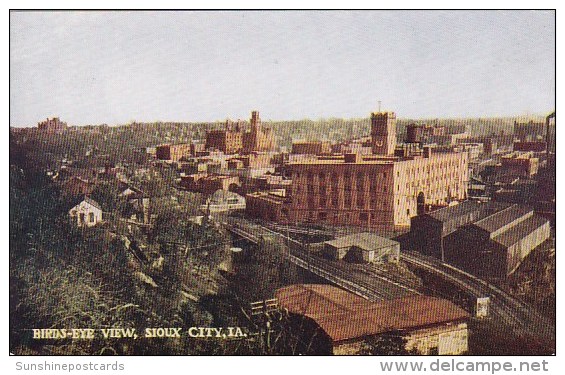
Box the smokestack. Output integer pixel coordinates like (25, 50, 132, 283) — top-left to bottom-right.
(546, 111, 555, 158)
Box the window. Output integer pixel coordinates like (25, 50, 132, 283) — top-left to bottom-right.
(89, 213, 95, 223)
(79, 213, 85, 224)
(360, 212, 369, 221)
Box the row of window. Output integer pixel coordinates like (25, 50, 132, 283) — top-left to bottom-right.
(305, 211, 392, 223)
(296, 171, 389, 180)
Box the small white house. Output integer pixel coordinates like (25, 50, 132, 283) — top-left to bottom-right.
(69, 197, 103, 227)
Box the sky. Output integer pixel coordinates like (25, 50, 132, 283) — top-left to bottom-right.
(10, 10, 555, 126)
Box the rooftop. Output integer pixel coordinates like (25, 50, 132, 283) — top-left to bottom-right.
(325, 233, 398, 252)
(492, 215, 549, 248)
(275, 284, 469, 343)
(473, 204, 532, 234)
(427, 201, 508, 222)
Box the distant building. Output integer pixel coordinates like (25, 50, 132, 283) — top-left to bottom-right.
(323, 233, 400, 263)
(514, 120, 545, 142)
(513, 141, 546, 153)
(456, 142, 484, 161)
(406, 124, 424, 143)
(411, 202, 550, 277)
(429, 132, 469, 146)
(276, 284, 469, 355)
(500, 152, 539, 177)
(38, 117, 67, 133)
(292, 141, 332, 155)
(205, 120, 244, 154)
(242, 111, 276, 153)
(289, 149, 468, 230)
(205, 111, 277, 155)
(286, 110, 469, 230)
(68, 197, 103, 227)
(406, 124, 446, 144)
(59, 176, 96, 198)
(179, 173, 240, 195)
(462, 137, 497, 156)
(155, 143, 192, 162)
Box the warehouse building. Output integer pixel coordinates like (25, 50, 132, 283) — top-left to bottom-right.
(275, 284, 469, 355)
(323, 233, 400, 263)
(411, 202, 550, 278)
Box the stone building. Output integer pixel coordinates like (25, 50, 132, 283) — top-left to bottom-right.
(38, 117, 67, 133)
(275, 284, 469, 355)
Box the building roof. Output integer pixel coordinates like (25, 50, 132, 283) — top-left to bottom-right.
(427, 201, 485, 222)
(69, 196, 102, 211)
(492, 215, 549, 248)
(325, 233, 398, 252)
(473, 204, 532, 234)
(275, 284, 469, 343)
(425, 201, 510, 235)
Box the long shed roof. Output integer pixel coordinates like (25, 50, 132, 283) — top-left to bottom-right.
(275, 284, 469, 343)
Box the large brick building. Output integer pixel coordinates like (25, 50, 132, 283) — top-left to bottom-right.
(288, 149, 468, 230)
(38, 117, 67, 133)
(205, 111, 276, 154)
(205, 120, 244, 154)
(286, 111, 469, 230)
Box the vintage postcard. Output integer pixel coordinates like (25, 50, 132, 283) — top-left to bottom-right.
(9, 9, 555, 360)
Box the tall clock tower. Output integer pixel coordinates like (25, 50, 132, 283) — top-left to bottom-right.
(371, 111, 397, 156)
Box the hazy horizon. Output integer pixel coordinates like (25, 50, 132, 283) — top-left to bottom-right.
(10, 10, 555, 127)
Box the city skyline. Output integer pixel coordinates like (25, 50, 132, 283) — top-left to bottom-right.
(10, 10, 555, 127)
